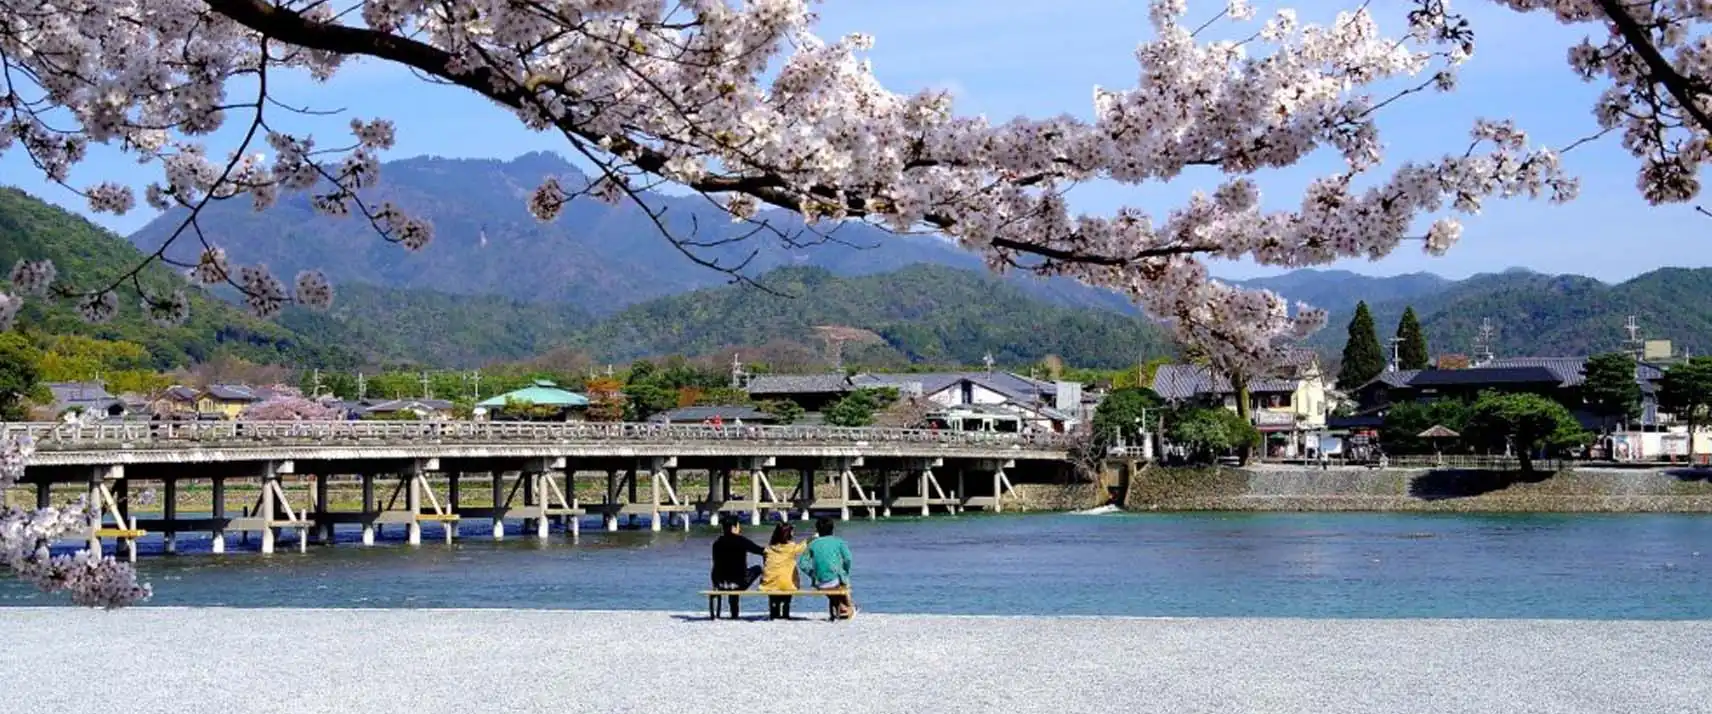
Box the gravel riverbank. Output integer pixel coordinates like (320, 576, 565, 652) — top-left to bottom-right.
(2, 608, 1707, 713)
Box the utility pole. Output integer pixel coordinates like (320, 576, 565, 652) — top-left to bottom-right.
(1385, 336, 1403, 372)
(356, 372, 367, 401)
(311, 368, 325, 399)
(420, 371, 432, 399)
(469, 370, 482, 401)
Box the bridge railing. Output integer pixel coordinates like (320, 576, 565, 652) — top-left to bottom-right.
(2, 420, 1073, 450)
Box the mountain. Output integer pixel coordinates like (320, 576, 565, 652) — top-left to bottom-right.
(1272, 268, 1712, 362)
(569, 265, 1174, 368)
(278, 284, 591, 368)
(1234, 269, 1453, 316)
(126, 152, 1139, 316)
(0, 187, 361, 369)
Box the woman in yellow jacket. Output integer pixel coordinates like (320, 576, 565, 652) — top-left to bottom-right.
(759, 522, 806, 620)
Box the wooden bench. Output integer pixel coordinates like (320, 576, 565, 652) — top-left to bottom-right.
(700, 589, 851, 620)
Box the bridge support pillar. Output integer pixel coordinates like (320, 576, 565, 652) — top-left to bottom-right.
(881, 470, 892, 518)
(211, 477, 226, 554)
(491, 471, 506, 540)
(259, 466, 278, 555)
(163, 478, 178, 554)
(839, 468, 851, 521)
(749, 469, 762, 526)
(406, 469, 423, 547)
(649, 462, 662, 533)
(314, 473, 332, 544)
(533, 473, 549, 540)
(919, 469, 931, 517)
(360, 474, 376, 546)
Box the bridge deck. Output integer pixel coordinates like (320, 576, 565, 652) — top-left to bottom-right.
(5, 420, 1069, 560)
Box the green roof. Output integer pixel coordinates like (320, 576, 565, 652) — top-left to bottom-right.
(476, 380, 590, 408)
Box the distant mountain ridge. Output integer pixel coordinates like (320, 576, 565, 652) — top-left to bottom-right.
(126, 152, 1138, 316)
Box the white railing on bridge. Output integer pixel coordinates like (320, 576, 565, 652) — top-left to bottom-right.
(1, 420, 1072, 450)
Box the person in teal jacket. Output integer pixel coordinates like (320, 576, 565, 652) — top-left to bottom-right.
(798, 517, 856, 619)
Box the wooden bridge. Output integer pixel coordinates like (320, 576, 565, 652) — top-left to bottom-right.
(5, 421, 1074, 559)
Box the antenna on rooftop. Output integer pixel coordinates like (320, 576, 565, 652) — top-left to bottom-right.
(982, 352, 995, 374)
(1623, 315, 1645, 361)
(1472, 319, 1496, 367)
(730, 353, 749, 389)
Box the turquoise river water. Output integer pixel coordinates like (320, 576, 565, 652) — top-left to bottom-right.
(4, 512, 1710, 618)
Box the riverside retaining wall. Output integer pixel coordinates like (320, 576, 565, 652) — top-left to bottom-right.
(1124, 466, 1712, 512)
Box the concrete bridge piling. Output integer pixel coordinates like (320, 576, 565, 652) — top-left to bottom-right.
(6, 421, 1070, 559)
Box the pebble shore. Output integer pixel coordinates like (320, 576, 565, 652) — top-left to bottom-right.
(3, 608, 1708, 713)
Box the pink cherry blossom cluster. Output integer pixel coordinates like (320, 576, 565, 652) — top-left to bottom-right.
(241, 395, 344, 420)
(0, 0, 1691, 361)
(1, 436, 151, 609)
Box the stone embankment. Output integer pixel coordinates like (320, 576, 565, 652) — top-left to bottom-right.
(1121, 465, 1712, 512)
(1000, 465, 1712, 512)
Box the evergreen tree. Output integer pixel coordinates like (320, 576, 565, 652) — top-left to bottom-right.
(1395, 306, 1429, 370)
(1337, 301, 1385, 388)
(1581, 352, 1642, 432)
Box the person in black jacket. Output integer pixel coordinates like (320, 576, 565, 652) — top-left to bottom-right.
(710, 516, 765, 619)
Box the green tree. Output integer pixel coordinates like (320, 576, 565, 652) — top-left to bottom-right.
(1379, 400, 1471, 455)
(1091, 387, 1163, 448)
(1659, 357, 1712, 462)
(1338, 301, 1385, 388)
(757, 399, 804, 425)
(1164, 406, 1260, 464)
(824, 388, 896, 427)
(0, 333, 44, 420)
(1395, 306, 1429, 370)
(1465, 392, 1587, 473)
(1581, 353, 1642, 433)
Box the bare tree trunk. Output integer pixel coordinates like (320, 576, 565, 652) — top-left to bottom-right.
(1234, 379, 1253, 467)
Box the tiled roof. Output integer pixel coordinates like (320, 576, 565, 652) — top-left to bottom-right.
(1408, 365, 1563, 387)
(745, 374, 854, 395)
(47, 382, 113, 403)
(748, 371, 1060, 404)
(651, 405, 774, 422)
(1150, 364, 1300, 401)
(857, 372, 1058, 403)
(204, 384, 261, 401)
(364, 398, 456, 413)
(475, 382, 589, 408)
(160, 385, 198, 401)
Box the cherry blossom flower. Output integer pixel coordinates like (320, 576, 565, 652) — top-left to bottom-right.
(294, 270, 334, 310)
(1, 436, 150, 609)
(9, 259, 57, 296)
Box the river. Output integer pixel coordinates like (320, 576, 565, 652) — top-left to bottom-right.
(4, 512, 1710, 618)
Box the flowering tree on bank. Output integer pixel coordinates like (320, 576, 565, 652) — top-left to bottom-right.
(2, 0, 1712, 604)
(242, 395, 343, 420)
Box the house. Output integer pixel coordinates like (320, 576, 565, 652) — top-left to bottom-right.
(356, 398, 457, 420)
(1352, 357, 1668, 430)
(1150, 352, 1331, 458)
(196, 384, 262, 419)
(149, 385, 201, 418)
(474, 379, 589, 421)
(649, 405, 776, 424)
(45, 382, 126, 420)
(744, 370, 1086, 432)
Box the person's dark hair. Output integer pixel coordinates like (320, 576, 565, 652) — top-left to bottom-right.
(770, 522, 794, 546)
(721, 516, 739, 534)
(815, 517, 834, 537)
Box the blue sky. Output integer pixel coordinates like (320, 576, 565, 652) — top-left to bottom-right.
(3, 0, 1702, 282)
